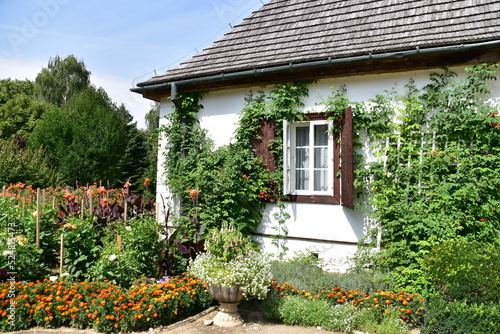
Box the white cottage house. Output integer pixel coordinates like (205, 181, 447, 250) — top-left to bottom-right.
(132, 0, 500, 271)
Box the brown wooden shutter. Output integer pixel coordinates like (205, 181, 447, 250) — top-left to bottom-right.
(341, 106, 354, 209)
(250, 119, 277, 172)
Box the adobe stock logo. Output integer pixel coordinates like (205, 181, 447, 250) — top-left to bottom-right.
(6, 0, 70, 54)
(213, 0, 245, 21)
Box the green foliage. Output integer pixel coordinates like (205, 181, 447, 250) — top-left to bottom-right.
(271, 258, 393, 295)
(355, 63, 500, 291)
(189, 223, 272, 299)
(34, 54, 91, 106)
(422, 239, 500, 303)
(266, 293, 358, 332)
(422, 296, 500, 334)
(0, 197, 58, 281)
(0, 55, 151, 188)
(30, 86, 131, 185)
(0, 78, 34, 104)
(59, 218, 101, 280)
(0, 78, 50, 141)
(162, 92, 268, 235)
(87, 217, 162, 288)
(355, 306, 410, 334)
(204, 222, 253, 262)
(162, 82, 311, 239)
(0, 139, 65, 188)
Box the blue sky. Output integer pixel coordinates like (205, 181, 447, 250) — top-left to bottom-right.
(0, 0, 267, 129)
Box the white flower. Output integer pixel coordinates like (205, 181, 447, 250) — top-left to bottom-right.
(2, 250, 11, 256)
(109, 254, 117, 261)
(49, 276, 58, 281)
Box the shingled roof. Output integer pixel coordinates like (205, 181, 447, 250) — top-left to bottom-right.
(137, 0, 500, 89)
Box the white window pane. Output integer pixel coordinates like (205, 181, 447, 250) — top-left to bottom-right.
(295, 126, 309, 146)
(314, 170, 328, 191)
(314, 124, 328, 145)
(295, 147, 309, 168)
(296, 170, 309, 190)
(314, 147, 328, 168)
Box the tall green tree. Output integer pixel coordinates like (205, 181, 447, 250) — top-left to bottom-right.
(34, 54, 91, 106)
(30, 86, 130, 185)
(114, 104, 149, 188)
(0, 79, 51, 140)
(139, 103, 160, 195)
(0, 78, 34, 104)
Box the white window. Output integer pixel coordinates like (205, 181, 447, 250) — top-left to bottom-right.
(284, 120, 334, 196)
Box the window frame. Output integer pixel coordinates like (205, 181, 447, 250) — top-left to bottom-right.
(284, 112, 341, 205)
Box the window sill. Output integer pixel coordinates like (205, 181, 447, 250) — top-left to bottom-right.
(285, 194, 340, 205)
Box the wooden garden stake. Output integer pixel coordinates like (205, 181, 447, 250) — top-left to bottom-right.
(117, 235, 122, 254)
(124, 200, 128, 221)
(36, 188, 40, 250)
(81, 198, 84, 219)
(59, 234, 64, 275)
(89, 193, 93, 216)
(52, 196, 56, 209)
(2, 185, 5, 197)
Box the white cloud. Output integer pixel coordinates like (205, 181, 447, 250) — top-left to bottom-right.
(0, 57, 44, 81)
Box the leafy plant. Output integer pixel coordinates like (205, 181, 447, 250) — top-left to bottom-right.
(59, 217, 101, 280)
(422, 238, 500, 303)
(87, 217, 162, 287)
(423, 296, 500, 334)
(188, 223, 273, 299)
(354, 63, 500, 291)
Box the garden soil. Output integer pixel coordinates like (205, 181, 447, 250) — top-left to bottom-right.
(13, 305, 421, 334)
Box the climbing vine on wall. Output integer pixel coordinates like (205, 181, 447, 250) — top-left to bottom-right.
(354, 63, 500, 291)
(161, 63, 500, 292)
(161, 82, 312, 239)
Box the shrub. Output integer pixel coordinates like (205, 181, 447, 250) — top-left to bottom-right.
(423, 238, 500, 303)
(262, 290, 358, 333)
(271, 258, 393, 294)
(422, 295, 500, 334)
(59, 217, 101, 280)
(0, 139, 65, 188)
(354, 306, 410, 334)
(87, 218, 162, 288)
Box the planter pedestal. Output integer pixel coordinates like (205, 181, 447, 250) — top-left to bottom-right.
(208, 284, 245, 327)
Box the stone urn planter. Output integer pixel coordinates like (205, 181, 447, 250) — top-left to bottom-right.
(208, 284, 245, 327)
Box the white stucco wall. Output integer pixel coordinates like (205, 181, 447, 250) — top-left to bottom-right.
(156, 66, 500, 272)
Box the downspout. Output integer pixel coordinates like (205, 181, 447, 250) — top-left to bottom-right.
(170, 82, 183, 111)
(130, 40, 500, 95)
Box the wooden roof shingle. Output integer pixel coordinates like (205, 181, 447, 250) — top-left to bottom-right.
(138, 0, 500, 87)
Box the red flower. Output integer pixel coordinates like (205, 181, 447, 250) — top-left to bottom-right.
(143, 178, 151, 186)
(63, 192, 75, 203)
(189, 189, 198, 199)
